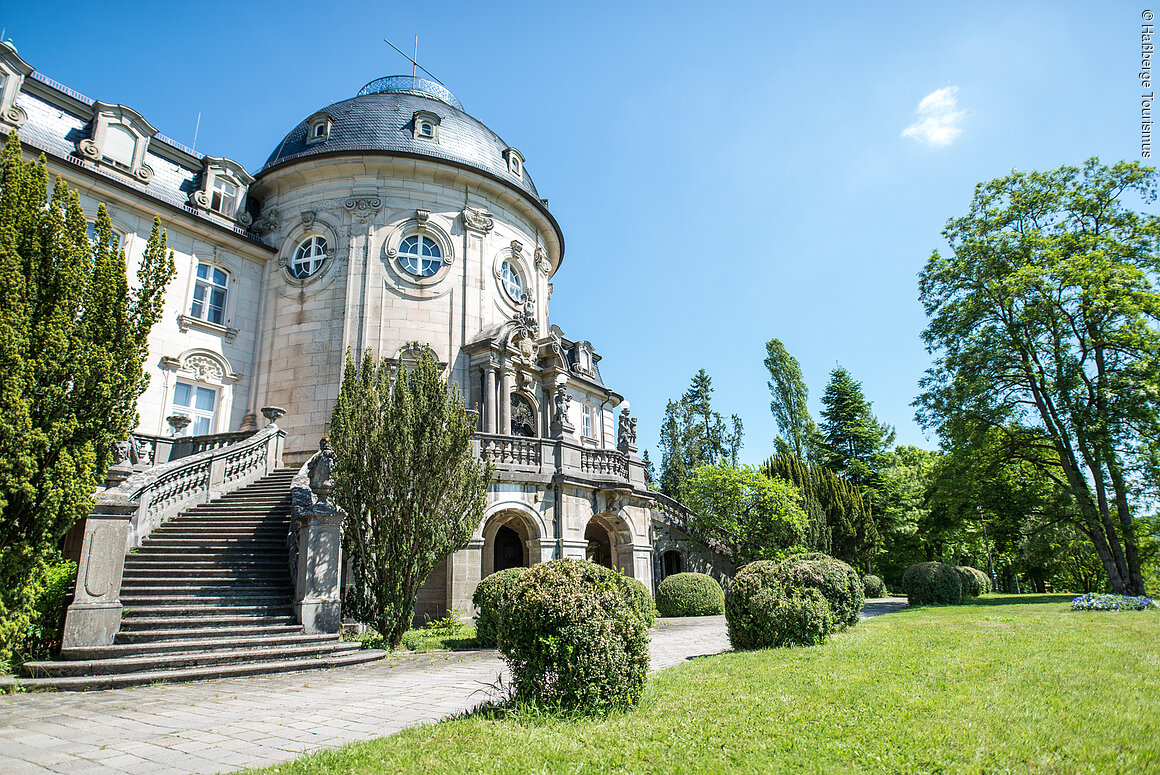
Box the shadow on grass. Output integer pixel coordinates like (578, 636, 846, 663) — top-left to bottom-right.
(964, 594, 1075, 607)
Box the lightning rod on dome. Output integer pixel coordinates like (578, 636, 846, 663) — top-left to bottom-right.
(383, 35, 448, 88)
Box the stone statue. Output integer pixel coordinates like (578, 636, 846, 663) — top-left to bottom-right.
(307, 437, 337, 505)
(617, 408, 638, 452)
(550, 383, 574, 437)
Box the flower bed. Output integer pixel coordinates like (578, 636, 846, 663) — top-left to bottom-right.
(1071, 593, 1155, 611)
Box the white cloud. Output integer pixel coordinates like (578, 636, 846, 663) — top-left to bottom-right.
(901, 86, 965, 147)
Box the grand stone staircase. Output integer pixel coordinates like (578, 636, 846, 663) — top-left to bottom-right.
(21, 468, 383, 690)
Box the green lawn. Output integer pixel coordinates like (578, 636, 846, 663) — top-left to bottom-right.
(250, 595, 1160, 774)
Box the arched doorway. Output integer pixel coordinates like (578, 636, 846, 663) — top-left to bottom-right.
(661, 550, 683, 579)
(494, 525, 524, 572)
(585, 514, 623, 570)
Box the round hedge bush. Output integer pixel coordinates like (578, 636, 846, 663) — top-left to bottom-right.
(620, 575, 657, 627)
(655, 572, 726, 617)
(472, 567, 528, 647)
(903, 562, 965, 605)
(955, 566, 991, 597)
(724, 561, 836, 649)
(497, 559, 650, 712)
(775, 552, 864, 628)
(862, 573, 887, 599)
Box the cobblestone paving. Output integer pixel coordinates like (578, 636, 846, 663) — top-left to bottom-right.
(0, 600, 906, 775)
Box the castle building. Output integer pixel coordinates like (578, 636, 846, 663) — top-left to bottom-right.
(0, 42, 732, 622)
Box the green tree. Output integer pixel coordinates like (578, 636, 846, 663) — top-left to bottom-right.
(330, 349, 492, 648)
(657, 370, 744, 500)
(876, 445, 938, 580)
(0, 133, 174, 664)
(764, 338, 822, 461)
(681, 463, 808, 565)
(819, 366, 895, 495)
(917, 159, 1160, 595)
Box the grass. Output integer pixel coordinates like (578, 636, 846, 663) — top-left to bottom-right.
(248, 595, 1160, 774)
(345, 617, 480, 653)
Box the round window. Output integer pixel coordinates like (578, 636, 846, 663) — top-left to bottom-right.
(290, 236, 328, 279)
(398, 234, 442, 277)
(500, 260, 524, 302)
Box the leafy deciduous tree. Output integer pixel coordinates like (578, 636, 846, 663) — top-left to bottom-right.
(764, 338, 822, 461)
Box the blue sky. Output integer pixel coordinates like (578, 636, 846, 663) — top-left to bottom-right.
(3, 1, 1148, 464)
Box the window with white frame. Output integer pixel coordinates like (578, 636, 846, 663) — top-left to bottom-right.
(210, 177, 238, 215)
(190, 264, 228, 325)
(290, 235, 328, 279)
(500, 259, 524, 302)
(505, 148, 523, 178)
(397, 233, 442, 277)
(102, 125, 136, 168)
(582, 403, 593, 438)
(172, 381, 217, 436)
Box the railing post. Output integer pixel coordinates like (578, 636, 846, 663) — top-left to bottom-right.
(61, 495, 136, 648)
(293, 507, 345, 633)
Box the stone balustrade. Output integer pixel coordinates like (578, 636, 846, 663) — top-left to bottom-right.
(581, 448, 629, 480)
(62, 420, 286, 649)
(473, 433, 645, 488)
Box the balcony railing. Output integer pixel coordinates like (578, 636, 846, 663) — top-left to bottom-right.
(473, 433, 644, 488)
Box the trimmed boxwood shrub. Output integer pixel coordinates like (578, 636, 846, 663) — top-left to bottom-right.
(497, 559, 650, 712)
(903, 562, 965, 605)
(620, 575, 657, 627)
(862, 573, 887, 599)
(775, 552, 864, 628)
(955, 566, 991, 597)
(724, 561, 835, 649)
(472, 567, 528, 647)
(656, 572, 726, 617)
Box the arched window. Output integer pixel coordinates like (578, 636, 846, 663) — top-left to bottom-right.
(500, 259, 524, 302)
(510, 393, 536, 437)
(397, 234, 442, 277)
(290, 235, 328, 279)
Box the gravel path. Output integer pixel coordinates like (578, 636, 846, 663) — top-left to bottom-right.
(0, 599, 906, 774)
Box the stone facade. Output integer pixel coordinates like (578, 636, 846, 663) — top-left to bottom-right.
(1, 44, 731, 622)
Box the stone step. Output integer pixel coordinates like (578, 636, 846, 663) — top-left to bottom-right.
(118, 614, 298, 631)
(124, 556, 286, 567)
(62, 632, 341, 660)
(140, 538, 286, 549)
(123, 572, 287, 584)
(114, 623, 306, 643)
(123, 603, 294, 618)
(182, 502, 291, 510)
(13, 648, 387, 690)
(118, 584, 289, 597)
(149, 530, 289, 540)
(120, 594, 291, 606)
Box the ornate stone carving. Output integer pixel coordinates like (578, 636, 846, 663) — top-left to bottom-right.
(307, 437, 337, 505)
(133, 163, 153, 184)
(535, 246, 550, 276)
(189, 189, 211, 209)
(415, 208, 430, 226)
(77, 138, 100, 160)
(514, 290, 538, 336)
(617, 407, 638, 453)
(510, 240, 523, 258)
(462, 207, 494, 233)
(166, 414, 191, 435)
(301, 210, 315, 228)
(236, 210, 253, 228)
(184, 355, 223, 382)
(550, 383, 574, 437)
(251, 207, 279, 236)
(344, 197, 381, 224)
(261, 406, 287, 426)
(1, 104, 27, 128)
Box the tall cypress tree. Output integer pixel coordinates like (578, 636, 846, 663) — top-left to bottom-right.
(0, 133, 174, 664)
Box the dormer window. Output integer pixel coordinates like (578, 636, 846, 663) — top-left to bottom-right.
(211, 177, 238, 215)
(412, 110, 441, 142)
(305, 112, 332, 145)
(505, 148, 524, 178)
(191, 157, 254, 223)
(0, 42, 33, 129)
(76, 101, 157, 183)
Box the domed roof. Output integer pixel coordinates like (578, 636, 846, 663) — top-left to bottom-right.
(259, 76, 540, 200)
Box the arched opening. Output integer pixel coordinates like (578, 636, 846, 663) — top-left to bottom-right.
(480, 509, 540, 580)
(584, 515, 616, 569)
(661, 550, 683, 579)
(493, 525, 524, 572)
(510, 393, 536, 437)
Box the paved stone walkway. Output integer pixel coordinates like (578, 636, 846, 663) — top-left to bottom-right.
(0, 600, 906, 775)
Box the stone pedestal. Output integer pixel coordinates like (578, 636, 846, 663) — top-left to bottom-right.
(293, 506, 345, 634)
(62, 497, 135, 648)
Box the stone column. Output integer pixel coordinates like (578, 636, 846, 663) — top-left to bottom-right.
(499, 366, 513, 436)
(293, 506, 345, 634)
(62, 496, 136, 648)
(485, 366, 497, 434)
